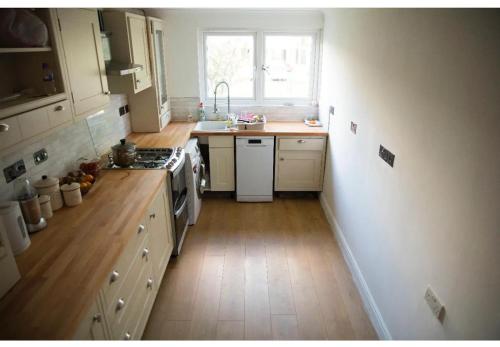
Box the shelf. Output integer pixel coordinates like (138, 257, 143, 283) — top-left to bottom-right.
(0, 92, 67, 120)
(0, 47, 52, 54)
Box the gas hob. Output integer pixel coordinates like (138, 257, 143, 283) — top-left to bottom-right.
(106, 147, 184, 171)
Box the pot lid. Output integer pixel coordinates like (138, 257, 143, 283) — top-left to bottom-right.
(112, 138, 135, 151)
(61, 182, 80, 192)
(33, 175, 59, 188)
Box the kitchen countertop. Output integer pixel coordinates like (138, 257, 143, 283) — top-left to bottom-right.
(127, 121, 327, 148)
(0, 170, 166, 339)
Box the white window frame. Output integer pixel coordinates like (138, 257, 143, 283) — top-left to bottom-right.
(198, 29, 321, 107)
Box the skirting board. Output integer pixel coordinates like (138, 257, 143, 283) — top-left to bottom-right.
(319, 193, 392, 340)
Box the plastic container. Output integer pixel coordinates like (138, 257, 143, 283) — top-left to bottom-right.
(42, 62, 57, 96)
(61, 183, 82, 207)
(14, 178, 46, 233)
(33, 175, 63, 211)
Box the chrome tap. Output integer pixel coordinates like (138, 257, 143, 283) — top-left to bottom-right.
(213, 81, 230, 118)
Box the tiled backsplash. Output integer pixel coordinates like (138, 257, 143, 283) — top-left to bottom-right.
(0, 95, 130, 201)
(170, 97, 319, 121)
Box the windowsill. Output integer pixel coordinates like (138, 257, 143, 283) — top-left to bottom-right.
(202, 101, 318, 108)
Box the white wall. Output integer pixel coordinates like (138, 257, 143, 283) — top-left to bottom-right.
(319, 9, 500, 339)
(144, 9, 323, 98)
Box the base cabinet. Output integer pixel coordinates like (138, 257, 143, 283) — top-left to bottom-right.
(275, 136, 326, 191)
(73, 182, 172, 340)
(209, 136, 235, 191)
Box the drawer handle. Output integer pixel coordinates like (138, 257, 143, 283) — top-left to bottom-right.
(147, 278, 154, 289)
(104, 91, 111, 95)
(138, 224, 145, 234)
(116, 298, 125, 311)
(136, 79, 141, 84)
(297, 139, 306, 143)
(280, 158, 284, 161)
(110, 270, 120, 283)
(149, 213, 156, 219)
(124, 332, 131, 340)
(92, 313, 102, 323)
(142, 248, 150, 259)
(55, 105, 64, 111)
(0, 123, 9, 132)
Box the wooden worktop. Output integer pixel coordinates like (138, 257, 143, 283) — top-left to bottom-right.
(0, 170, 166, 340)
(127, 121, 327, 148)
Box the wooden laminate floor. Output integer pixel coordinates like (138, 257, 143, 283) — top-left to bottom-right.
(143, 196, 377, 340)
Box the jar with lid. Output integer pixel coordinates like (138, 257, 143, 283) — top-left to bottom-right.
(33, 175, 63, 211)
(14, 178, 47, 233)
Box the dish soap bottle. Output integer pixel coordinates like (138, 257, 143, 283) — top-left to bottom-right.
(197, 102, 206, 121)
(42, 63, 57, 95)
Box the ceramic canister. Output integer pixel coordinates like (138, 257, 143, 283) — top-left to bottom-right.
(39, 195, 53, 219)
(33, 175, 63, 211)
(61, 182, 82, 207)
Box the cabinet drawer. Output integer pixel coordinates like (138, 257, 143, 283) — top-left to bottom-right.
(102, 219, 148, 309)
(47, 100, 72, 128)
(0, 117, 22, 151)
(17, 107, 51, 139)
(107, 234, 151, 338)
(209, 136, 234, 148)
(278, 137, 325, 151)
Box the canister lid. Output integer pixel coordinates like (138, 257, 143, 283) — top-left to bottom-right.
(33, 175, 59, 188)
(60, 182, 80, 192)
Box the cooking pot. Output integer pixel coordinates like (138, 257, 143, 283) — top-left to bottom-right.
(112, 139, 136, 167)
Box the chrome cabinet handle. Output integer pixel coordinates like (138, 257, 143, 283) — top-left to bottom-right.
(147, 278, 153, 289)
(55, 105, 64, 111)
(0, 123, 10, 132)
(136, 79, 141, 83)
(142, 248, 150, 259)
(297, 139, 306, 143)
(149, 213, 156, 219)
(116, 298, 125, 311)
(104, 91, 111, 95)
(280, 158, 284, 161)
(124, 332, 131, 340)
(138, 224, 145, 234)
(92, 313, 102, 323)
(110, 270, 120, 283)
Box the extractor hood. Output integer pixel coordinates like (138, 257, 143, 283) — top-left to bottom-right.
(101, 31, 143, 76)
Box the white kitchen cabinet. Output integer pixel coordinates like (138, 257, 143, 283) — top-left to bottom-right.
(209, 136, 235, 191)
(146, 189, 173, 285)
(57, 9, 110, 118)
(73, 294, 109, 340)
(73, 182, 171, 340)
(275, 136, 326, 191)
(103, 11, 152, 95)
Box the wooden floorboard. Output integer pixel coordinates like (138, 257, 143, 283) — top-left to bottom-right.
(142, 196, 377, 340)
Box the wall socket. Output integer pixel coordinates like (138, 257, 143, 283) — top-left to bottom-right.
(350, 121, 357, 134)
(33, 148, 49, 165)
(379, 145, 395, 167)
(3, 159, 26, 183)
(424, 286, 445, 322)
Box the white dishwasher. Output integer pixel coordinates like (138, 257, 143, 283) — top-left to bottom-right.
(236, 136, 275, 202)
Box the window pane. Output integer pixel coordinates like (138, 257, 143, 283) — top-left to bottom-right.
(205, 35, 254, 98)
(264, 35, 313, 99)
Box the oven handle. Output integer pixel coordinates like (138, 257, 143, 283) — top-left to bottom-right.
(174, 192, 188, 218)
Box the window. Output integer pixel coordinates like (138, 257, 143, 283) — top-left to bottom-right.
(200, 31, 319, 106)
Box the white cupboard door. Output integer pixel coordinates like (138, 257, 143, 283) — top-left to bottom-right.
(148, 18, 169, 115)
(57, 9, 109, 117)
(209, 147, 235, 191)
(73, 299, 108, 340)
(127, 14, 152, 93)
(17, 107, 51, 139)
(275, 151, 324, 191)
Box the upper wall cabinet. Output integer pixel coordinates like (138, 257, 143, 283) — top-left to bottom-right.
(103, 11, 152, 94)
(56, 9, 110, 118)
(0, 9, 69, 120)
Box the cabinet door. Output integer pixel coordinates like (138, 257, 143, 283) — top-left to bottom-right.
(73, 297, 109, 340)
(209, 147, 235, 191)
(17, 107, 51, 139)
(57, 9, 109, 117)
(126, 14, 152, 93)
(147, 189, 172, 283)
(275, 151, 324, 191)
(148, 18, 169, 115)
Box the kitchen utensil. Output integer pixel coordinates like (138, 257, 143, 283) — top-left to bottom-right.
(61, 182, 82, 206)
(14, 178, 47, 233)
(111, 138, 136, 167)
(33, 175, 63, 211)
(0, 201, 30, 255)
(39, 195, 53, 219)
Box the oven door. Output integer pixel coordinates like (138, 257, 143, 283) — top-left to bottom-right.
(173, 190, 188, 255)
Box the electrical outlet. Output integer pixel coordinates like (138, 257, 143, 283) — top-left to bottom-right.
(329, 106, 335, 116)
(119, 105, 129, 116)
(350, 121, 357, 134)
(379, 145, 395, 167)
(425, 287, 445, 322)
(3, 159, 26, 183)
(33, 148, 48, 165)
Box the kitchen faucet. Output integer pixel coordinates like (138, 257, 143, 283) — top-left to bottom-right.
(213, 81, 230, 119)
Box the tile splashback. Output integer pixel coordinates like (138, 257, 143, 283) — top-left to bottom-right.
(0, 95, 130, 201)
(170, 97, 319, 121)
